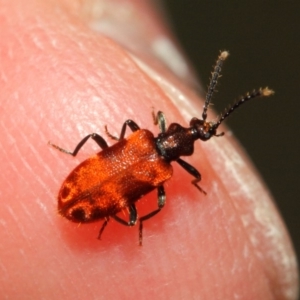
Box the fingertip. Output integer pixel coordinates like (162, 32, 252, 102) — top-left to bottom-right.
(0, 0, 298, 299)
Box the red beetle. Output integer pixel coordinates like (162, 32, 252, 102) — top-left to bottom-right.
(50, 51, 273, 245)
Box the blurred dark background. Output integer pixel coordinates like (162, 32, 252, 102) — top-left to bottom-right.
(161, 1, 300, 264)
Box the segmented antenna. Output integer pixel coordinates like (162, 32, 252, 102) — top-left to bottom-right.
(202, 51, 229, 121)
(213, 88, 274, 130)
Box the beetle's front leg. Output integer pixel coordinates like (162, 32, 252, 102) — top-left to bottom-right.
(152, 111, 167, 133)
(176, 158, 207, 195)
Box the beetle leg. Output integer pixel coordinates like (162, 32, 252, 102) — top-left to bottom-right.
(138, 186, 166, 246)
(105, 120, 140, 141)
(112, 204, 138, 226)
(176, 158, 207, 195)
(104, 125, 118, 141)
(98, 217, 110, 240)
(153, 111, 167, 133)
(49, 133, 108, 156)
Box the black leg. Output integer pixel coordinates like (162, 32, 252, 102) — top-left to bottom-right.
(153, 111, 167, 133)
(176, 158, 207, 195)
(98, 217, 110, 240)
(112, 204, 138, 226)
(105, 120, 140, 141)
(49, 133, 108, 156)
(97, 205, 137, 241)
(138, 186, 166, 246)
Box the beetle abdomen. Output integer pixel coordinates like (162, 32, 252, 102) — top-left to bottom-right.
(58, 130, 173, 223)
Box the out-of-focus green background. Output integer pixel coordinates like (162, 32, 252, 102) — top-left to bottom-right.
(161, 1, 300, 264)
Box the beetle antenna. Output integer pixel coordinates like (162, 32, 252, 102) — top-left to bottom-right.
(202, 51, 229, 121)
(213, 87, 274, 130)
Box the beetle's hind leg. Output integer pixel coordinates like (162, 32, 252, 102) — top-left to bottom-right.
(49, 133, 108, 156)
(138, 185, 166, 246)
(98, 204, 138, 241)
(105, 120, 140, 141)
(112, 204, 138, 226)
(98, 217, 110, 240)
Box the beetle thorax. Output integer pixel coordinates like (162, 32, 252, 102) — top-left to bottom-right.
(155, 123, 196, 161)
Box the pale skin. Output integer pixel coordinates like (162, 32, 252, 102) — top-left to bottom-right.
(0, 0, 298, 299)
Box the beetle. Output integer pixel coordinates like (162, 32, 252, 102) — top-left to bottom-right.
(50, 51, 273, 245)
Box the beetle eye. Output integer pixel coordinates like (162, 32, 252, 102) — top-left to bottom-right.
(71, 208, 86, 221)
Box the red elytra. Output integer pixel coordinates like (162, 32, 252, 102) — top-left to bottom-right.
(50, 51, 273, 245)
